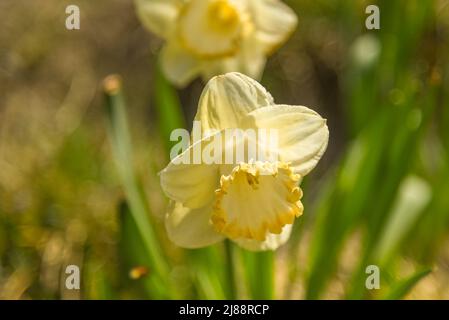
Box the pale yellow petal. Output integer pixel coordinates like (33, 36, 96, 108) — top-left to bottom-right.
(234, 224, 293, 251)
(194, 72, 274, 131)
(237, 35, 267, 80)
(160, 133, 222, 208)
(200, 36, 267, 81)
(166, 201, 224, 249)
(242, 105, 329, 176)
(161, 41, 201, 88)
(248, 0, 298, 54)
(135, 0, 182, 38)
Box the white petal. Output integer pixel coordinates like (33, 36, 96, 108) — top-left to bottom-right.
(234, 224, 293, 251)
(248, 0, 298, 54)
(194, 72, 274, 131)
(242, 105, 329, 176)
(166, 201, 225, 249)
(161, 41, 201, 88)
(160, 133, 222, 209)
(135, 0, 181, 38)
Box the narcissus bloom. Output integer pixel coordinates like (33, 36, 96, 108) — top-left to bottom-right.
(135, 0, 298, 87)
(160, 73, 328, 251)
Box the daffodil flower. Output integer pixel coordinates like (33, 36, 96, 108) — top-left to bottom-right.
(160, 72, 328, 251)
(135, 0, 298, 87)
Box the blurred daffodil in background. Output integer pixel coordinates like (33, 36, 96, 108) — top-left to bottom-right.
(135, 0, 298, 86)
(160, 72, 328, 250)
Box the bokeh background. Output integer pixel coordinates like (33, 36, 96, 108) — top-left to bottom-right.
(1, 0, 449, 299)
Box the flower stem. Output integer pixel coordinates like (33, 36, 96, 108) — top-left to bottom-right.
(224, 240, 237, 299)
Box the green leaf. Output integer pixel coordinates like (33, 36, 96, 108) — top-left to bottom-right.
(373, 176, 432, 265)
(240, 249, 274, 299)
(154, 63, 186, 152)
(103, 75, 173, 297)
(118, 200, 171, 298)
(383, 269, 431, 300)
(188, 246, 228, 300)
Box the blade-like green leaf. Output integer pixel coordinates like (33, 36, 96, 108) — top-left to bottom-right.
(103, 75, 173, 297)
(154, 63, 186, 153)
(383, 269, 431, 300)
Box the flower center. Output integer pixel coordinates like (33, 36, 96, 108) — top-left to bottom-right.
(178, 0, 242, 58)
(211, 161, 303, 241)
(207, 0, 239, 32)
